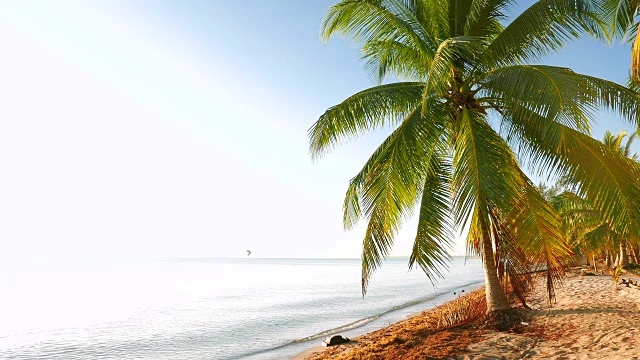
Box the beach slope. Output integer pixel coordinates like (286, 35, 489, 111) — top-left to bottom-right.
(300, 270, 640, 359)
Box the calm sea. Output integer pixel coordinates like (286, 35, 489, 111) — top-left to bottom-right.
(0, 257, 484, 359)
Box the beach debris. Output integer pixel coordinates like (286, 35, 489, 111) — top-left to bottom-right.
(322, 335, 350, 347)
(620, 278, 640, 288)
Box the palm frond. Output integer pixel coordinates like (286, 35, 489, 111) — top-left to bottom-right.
(321, 0, 436, 54)
(483, 66, 640, 135)
(509, 175, 572, 305)
(451, 108, 521, 232)
(349, 106, 448, 295)
(449, 0, 475, 37)
(422, 36, 486, 110)
(500, 106, 640, 237)
(490, 206, 534, 307)
(480, 65, 594, 132)
(480, 0, 603, 70)
(599, 0, 639, 40)
(551, 191, 603, 232)
(409, 154, 454, 283)
(579, 74, 640, 120)
(309, 82, 424, 159)
(464, 0, 509, 37)
(362, 39, 431, 82)
(584, 223, 616, 250)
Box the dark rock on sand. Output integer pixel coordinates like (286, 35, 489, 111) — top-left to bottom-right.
(322, 335, 350, 347)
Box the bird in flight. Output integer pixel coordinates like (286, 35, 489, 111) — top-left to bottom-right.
(246, 250, 251, 256)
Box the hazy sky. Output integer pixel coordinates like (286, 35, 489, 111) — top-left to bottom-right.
(0, 0, 636, 261)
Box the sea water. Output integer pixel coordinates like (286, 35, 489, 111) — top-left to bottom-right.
(0, 257, 484, 359)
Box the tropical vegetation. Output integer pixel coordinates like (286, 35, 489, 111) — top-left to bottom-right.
(600, 0, 640, 82)
(309, 0, 640, 313)
(545, 130, 640, 271)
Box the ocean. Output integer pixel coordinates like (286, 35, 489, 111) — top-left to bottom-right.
(0, 257, 484, 359)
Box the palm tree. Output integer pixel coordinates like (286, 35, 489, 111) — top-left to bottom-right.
(603, 130, 640, 265)
(547, 130, 640, 271)
(601, 0, 640, 82)
(550, 189, 618, 270)
(309, 0, 640, 313)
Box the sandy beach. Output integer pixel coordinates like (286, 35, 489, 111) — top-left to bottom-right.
(295, 269, 640, 359)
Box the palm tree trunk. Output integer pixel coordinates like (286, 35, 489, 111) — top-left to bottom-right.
(606, 251, 611, 268)
(481, 231, 510, 313)
(620, 241, 629, 267)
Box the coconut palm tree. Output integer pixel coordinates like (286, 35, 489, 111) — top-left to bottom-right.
(603, 130, 640, 265)
(601, 0, 640, 82)
(549, 189, 618, 270)
(554, 130, 640, 268)
(309, 0, 640, 313)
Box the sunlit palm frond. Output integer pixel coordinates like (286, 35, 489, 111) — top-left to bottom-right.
(360, 205, 400, 297)
(579, 74, 640, 120)
(501, 108, 640, 236)
(464, 0, 509, 38)
(422, 36, 486, 110)
(350, 106, 448, 295)
(321, 0, 436, 53)
(480, 0, 603, 70)
(309, 82, 424, 159)
(551, 191, 602, 232)
(509, 176, 572, 305)
(599, 0, 639, 40)
(451, 108, 521, 231)
(483, 66, 640, 135)
(465, 203, 483, 257)
(623, 130, 638, 157)
(602, 129, 628, 149)
(362, 39, 431, 82)
(480, 65, 594, 131)
(409, 154, 454, 283)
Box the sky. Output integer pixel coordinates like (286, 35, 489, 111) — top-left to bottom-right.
(0, 0, 636, 261)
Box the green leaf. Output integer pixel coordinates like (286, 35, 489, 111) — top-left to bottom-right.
(480, 0, 603, 70)
(309, 82, 424, 159)
(408, 155, 454, 283)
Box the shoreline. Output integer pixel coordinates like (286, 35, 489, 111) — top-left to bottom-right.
(239, 278, 485, 360)
(291, 285, 486, 360)
(295, 269, 640, 359)
(294, 280, 484, 343)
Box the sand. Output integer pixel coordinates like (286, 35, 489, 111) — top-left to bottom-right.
(461, 271, 640, 360)
(296, 269, 640, 359)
